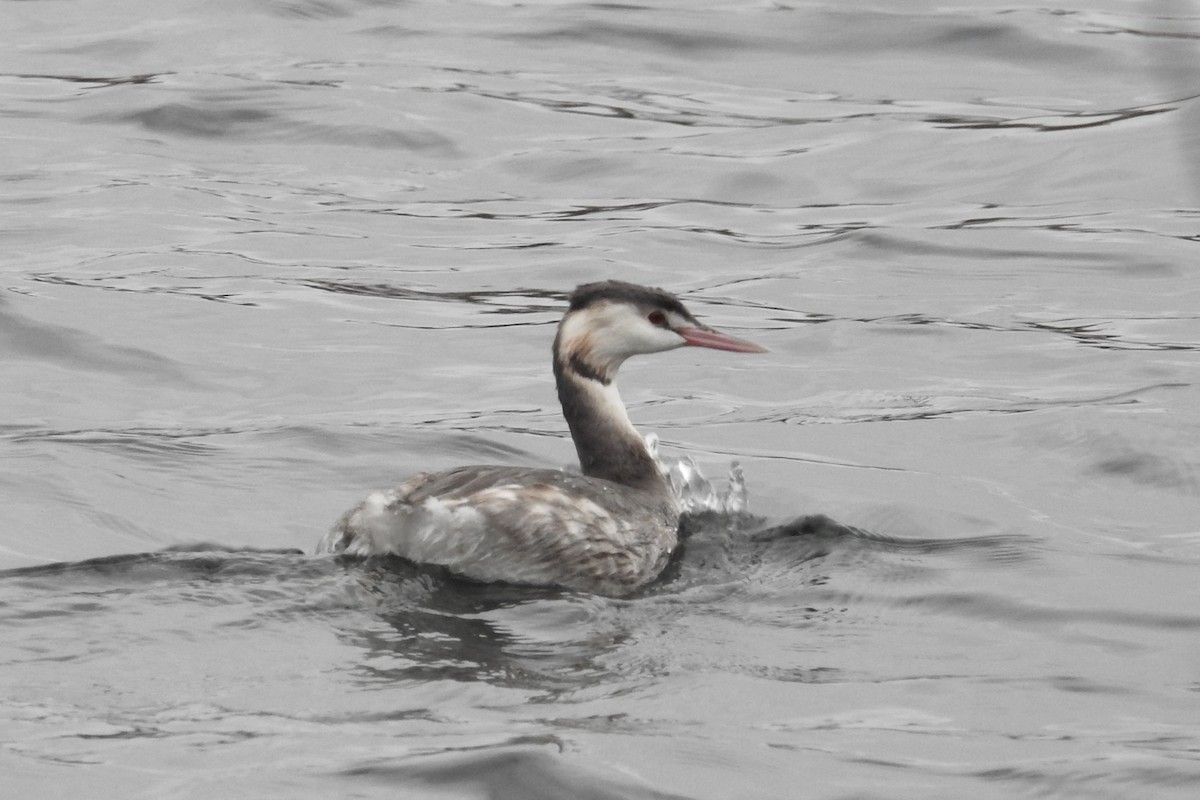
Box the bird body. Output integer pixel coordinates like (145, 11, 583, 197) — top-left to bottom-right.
(318, 280, 765, 596)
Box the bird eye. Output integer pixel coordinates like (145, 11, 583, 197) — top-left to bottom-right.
(647, 310, 667, 327)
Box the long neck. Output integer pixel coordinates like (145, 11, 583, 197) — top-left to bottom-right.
(552, 347, 665, 491)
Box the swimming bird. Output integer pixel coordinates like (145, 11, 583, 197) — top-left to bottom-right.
(318, 280, 766, 596)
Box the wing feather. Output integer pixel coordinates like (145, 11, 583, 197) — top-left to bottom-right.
(319, 466, 679, 596)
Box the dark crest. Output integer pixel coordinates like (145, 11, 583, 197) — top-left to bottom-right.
(568, 280, 693, 320)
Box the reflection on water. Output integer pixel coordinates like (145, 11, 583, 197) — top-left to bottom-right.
(3, 494, 1199, 795)
(0, 507, 1042, 694)
(3, 0, 1200, 797)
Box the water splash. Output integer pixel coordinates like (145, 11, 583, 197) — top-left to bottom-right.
(645, 433, 747, 515)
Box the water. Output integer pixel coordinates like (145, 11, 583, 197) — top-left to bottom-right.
(3, 1, 1199, 797)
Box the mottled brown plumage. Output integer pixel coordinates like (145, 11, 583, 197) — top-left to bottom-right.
(318, 280, 766, 596)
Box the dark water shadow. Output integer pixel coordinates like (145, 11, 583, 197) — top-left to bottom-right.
(0, 542, 311, 585)
(338, 743, 699, 800)
(312, 511, 1044, 695)
(328, 555, 609, 694)
(0, 516, 1041, 698)
(745, 512, 1035, 560)
(659, 509, 1036, 592)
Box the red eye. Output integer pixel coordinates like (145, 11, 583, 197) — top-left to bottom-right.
(648, 310, 667, 327)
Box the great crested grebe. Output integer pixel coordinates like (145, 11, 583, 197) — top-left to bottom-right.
(318, 280, 767, 596)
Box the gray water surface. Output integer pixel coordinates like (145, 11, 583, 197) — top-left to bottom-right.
(3, 1, 1199, 798)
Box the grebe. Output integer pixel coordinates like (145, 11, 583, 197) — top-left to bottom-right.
(318, 280, 766, 596)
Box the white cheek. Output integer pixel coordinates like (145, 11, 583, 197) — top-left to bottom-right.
(647, 326, 686, 352)
(605, 315, 684, 357)
(559, 312, 590, 345)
